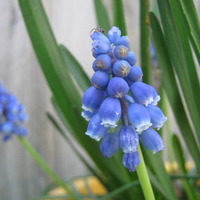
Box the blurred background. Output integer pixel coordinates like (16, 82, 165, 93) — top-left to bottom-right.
(0, 1, 140, 199)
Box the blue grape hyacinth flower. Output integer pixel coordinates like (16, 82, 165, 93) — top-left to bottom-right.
(0, 83, 28, 141)
(119, 125, 139, 153)
(85, 113, 109, 141)
(139, 128, 164, 154)
(100, 132, 119, 157)
(123, 151, 140, 172)
(81, 26, 167, 172)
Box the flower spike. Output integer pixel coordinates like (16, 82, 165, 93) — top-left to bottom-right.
(81, 26, 166, 172)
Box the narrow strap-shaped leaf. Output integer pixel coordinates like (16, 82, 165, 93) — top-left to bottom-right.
(47, 112, 111, 191)
(143, 149, 178, 200)
(150, 12, 200, 172)
(18, 137, 78, 200)
(179, 0, 200, 63)
(59, 45, 90, 92)
(157, 0, 200, 144)
(19, 2, 131, 191)
(93, 0, 110, 31)
(51, 98, 135, 197)
(172, 134, 199, 200)
(140, 0, 151, 84)
(113, 0, 127, 35)
(147, 169, 168, 199)
(100, 181, 140, 200)
(18, 0, 83, 137)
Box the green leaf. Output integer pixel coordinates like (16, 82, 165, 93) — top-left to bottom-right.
(143, 149, 178, 200)
(100, 180, 140, 200)
(18, 137, 78, 199)
(93, 0, 110, 31)
(59, 44, 90, 92)
(18, 0, 83, 137)
(147, 170, 168, 199)
(140, 0, 151, 84)
(113, 0, 127, 35)
(47, 112, 111, 191)
(18, 2, 140, 198)
(172, 134, 199, 200)
(157, 0, 200, 145)
(179, 0, 200, 63)
(51, 97, 139, 199)
(150, 12, 200, 172)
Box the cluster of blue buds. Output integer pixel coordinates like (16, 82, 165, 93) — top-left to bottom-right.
(81, 27, 167, 172)
(0, 83, 28, 141)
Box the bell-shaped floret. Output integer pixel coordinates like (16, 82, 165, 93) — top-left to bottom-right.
(85, 113, 109, 141)
(149, 86, 160, 105)
(92, 40, 110, 58)
(100, 132, 119, 157)
(91, 71, 110, 90)
(139, 128, 164, 154)
(107, 77, 129, 98)
(108, 26, 121, 43)
(124, 51, 137, 66)
(119, 125, 139, 153)
(99, 97, 122, 128)
(113, 60, 131, 77)
(81, 110, 98, 121)
(92, 54, 112, 72)
(12, 124, 27, 136)
(114, 45, 129, 60)
(82, 86, 105, 112)
(18, 113, 28, 122)
(146, 105, 167, 130)
(0, 121, 13, 133)
(117, 36, 130, 48)
(91, 32, 110, 43)
(123, 151, 140, 172)
(125, 65, 143, 83)
(127, 103, 152, 133)
(130, 82, 153, 106)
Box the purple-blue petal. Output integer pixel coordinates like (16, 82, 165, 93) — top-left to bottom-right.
(85, 113, 109, 141)
(82, 86, 105, 112)
(113, 60, 131, 77)
(92, 40, 111, 57)
(92, 54, 112, 72)
(130, 82, 153, 106)
(81, 109, 98, 121)
(91, 71, 110, 89)
(99, 97, 122, 128)
(125, 65, 143, 83)
(117, 36, 130, 48)
(119, 125, 139, 153)
(107, 77, 129, 98)
(127, 103, 152, 132)
(124, 51, 137, 66)
(100, 132, 119, 157)
(123, 151, 140, 172)
(108, 26, 121, 43)
(114, 45, 129, 60)
(139, 128, 164, 154)
(146, 105, 167, 130)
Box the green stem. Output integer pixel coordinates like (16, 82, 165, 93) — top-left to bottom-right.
(18, 136, 77, 200)
(136, 145, 155, 200)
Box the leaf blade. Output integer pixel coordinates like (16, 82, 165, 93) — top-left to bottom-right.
(157, 0, 200, 151)
(59, 45, 90, 92)
(150, 12, 200, 171)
